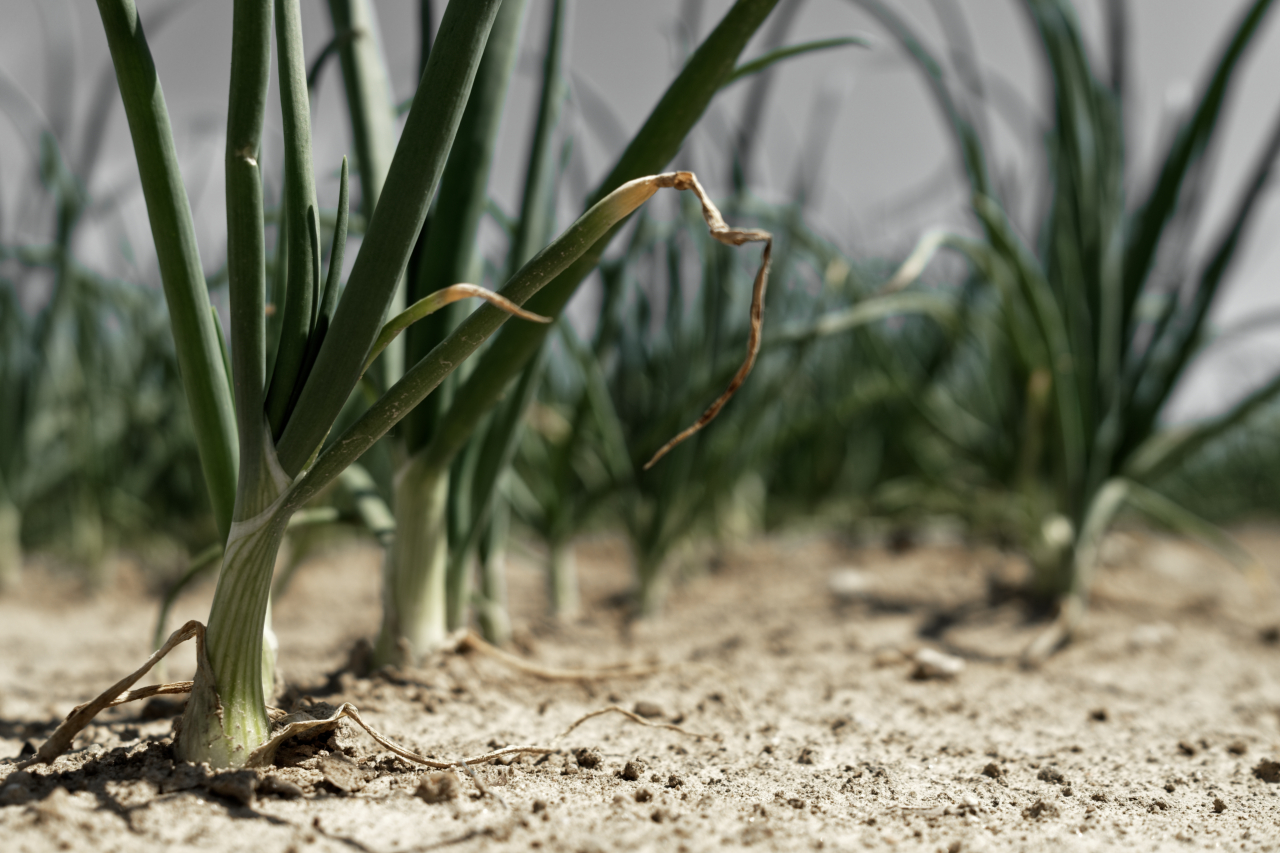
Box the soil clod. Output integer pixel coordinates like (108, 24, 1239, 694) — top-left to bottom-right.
(1022, 798, 1059, 820)
(573, 747, 603, 770)
(207, 770, 258, 805)
(620, 759, 646, 781)
(1251, 759, 1280, 783)
(981, 762, 1003, 779)
(415, 771, 461, 803)
(1227, 741, 1248, 755)
(0, 771, 34, 807)
(635, 787, 653, 802)
(259, 774, 303, 799)
(318, 753, 366, 794)
(1036, 767, 1064, 784)
(1213, 797, 1227, 813)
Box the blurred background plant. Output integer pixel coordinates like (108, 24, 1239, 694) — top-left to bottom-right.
(850, 0, 1280, 657)
(3, 0, 1280, 667)
(0, 3, 209, 592)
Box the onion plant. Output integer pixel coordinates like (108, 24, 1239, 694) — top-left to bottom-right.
(435, 1, 878, 627)
(856, 0, 1280, 656)
(94, 0, 785, 767)
(363, 0, 790, 665)
(370, 0, 532, 667)
(510, 321, 630, 620)
(504, 22, 955, 615)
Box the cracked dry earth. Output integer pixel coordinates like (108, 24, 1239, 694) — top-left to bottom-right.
(3, 525, 1280, 852)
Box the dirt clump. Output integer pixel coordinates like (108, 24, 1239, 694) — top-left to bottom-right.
(1252, 759, 1280, 783)
(415, 771, 461, 803)
(572, 746, 603, 770)
(1036, 766, 1065, 784)
(317, 753, 366, 793)
(619, 759, 646, 781)
(207, 770, 259, 805)
(1023, 798, 1059, 820)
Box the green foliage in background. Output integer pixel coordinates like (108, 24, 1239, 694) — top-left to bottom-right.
(855, 0, 1280, 656)
(0, 10, 208, 591)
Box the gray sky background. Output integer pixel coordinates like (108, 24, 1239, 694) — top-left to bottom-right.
(2, 0, 1278, 423)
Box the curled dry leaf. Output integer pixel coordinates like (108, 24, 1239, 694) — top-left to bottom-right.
(19, 620, 212, 769)
(639, 172, 773, 470)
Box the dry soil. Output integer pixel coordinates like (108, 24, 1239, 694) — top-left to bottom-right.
(2, 526, 1280, 852)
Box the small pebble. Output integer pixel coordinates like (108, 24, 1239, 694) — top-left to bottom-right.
(633, 701, 665, 719)
(1127, 622, 1175, 651)
(828, 568, 874, 599)
(910, 648, 964, 680)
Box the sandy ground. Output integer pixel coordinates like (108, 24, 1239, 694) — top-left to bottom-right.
(2, 525, 1280, 852)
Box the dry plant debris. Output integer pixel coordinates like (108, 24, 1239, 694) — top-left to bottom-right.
(636, 172, 772, 470)
(15, 621, 707, 800)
